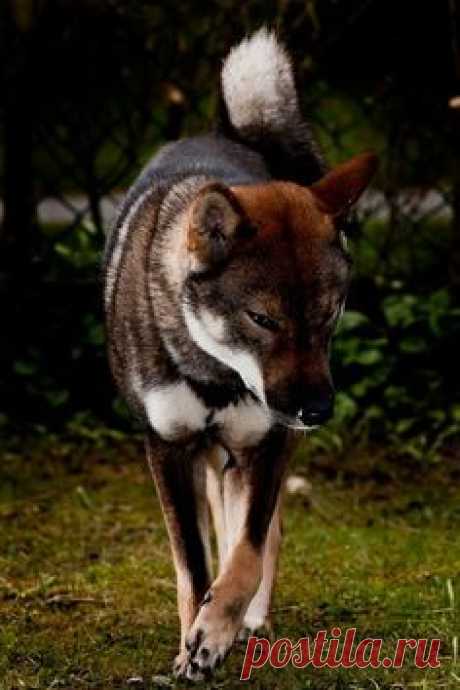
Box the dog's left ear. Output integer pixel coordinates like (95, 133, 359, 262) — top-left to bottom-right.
(188, 183, 246, 270)
(310, 152, 378, 217)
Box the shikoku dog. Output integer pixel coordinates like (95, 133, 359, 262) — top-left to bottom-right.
(103, 28, 377, 681)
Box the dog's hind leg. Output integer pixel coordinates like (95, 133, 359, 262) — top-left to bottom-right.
(206, 446, 228, 573)
(145, 431, 212, 680)
(238, 494, 282, 639)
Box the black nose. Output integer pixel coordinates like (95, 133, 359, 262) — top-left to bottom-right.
(298, 394, 334, 427)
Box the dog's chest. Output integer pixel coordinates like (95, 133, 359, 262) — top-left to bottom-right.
(142, 380, 271, 447)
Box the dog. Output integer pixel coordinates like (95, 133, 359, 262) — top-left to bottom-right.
(103, 28, 377, 681)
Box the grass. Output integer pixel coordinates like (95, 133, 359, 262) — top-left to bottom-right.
(0, 436, 459, 690)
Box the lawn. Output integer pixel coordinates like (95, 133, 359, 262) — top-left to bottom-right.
(0, 435, 459, 689)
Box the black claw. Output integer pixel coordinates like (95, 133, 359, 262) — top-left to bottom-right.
(200, 647, 210, 660)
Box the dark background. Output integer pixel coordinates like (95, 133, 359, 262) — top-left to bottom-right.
(1, 0, 459, 460)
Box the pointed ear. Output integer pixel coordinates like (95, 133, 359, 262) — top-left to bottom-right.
(188, 183, 247, 270)
(310, 152, 378, 217)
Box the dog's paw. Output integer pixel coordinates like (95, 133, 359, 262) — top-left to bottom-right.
(173, 650, 208, 682)
(182, 600, 240, 679)
(172, 651, 189, 679)
(183, 625, 232, 679)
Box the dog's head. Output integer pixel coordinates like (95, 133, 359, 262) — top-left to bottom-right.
(182, 153, 377, 427)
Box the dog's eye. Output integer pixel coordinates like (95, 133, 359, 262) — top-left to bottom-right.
(246, 310, 280, 332)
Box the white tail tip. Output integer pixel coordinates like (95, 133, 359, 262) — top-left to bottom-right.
(221, 27, 299, 132)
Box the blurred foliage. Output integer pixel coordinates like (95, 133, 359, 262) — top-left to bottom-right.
(0, 0, 458, 459)
(316, 289, 460, 461)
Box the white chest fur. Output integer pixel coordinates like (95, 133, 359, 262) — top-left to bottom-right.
(142, 380, 271, 447)
(143, 381, 209, 441)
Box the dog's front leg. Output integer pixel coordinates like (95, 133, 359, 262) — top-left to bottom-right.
(183, 427, 290, 679)
(145, 431, 212, 679)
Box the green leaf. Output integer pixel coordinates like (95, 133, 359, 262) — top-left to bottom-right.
(13, 360, 37, 376)
(45, 389, 70, 407)
(451, 404, 460, 423)
(354, 349, 383, 365)
(55, 242, 71, 257)
(399, 336, 426, 354)
(334, 392, 358, 422)
(383, 294, 418, 327)
(337, 310, 369, 332)
(394, 418, 416, 435)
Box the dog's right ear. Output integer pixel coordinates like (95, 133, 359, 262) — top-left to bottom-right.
(188, 183, 246, 270)
(310, 152, 378, 218)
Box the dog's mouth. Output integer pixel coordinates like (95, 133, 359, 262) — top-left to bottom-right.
(258, 388, 334, 433)
(243, 388, 320, 432)
(268, 407, 319, 432)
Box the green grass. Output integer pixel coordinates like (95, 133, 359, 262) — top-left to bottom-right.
(0, 438, 459, 689)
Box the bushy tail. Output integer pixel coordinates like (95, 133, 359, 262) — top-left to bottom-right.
(219, 27, 326, 185)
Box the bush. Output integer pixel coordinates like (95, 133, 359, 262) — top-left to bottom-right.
(313, 288, 460, 460)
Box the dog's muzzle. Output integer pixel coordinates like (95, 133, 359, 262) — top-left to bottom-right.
(297, 388, 335, 427)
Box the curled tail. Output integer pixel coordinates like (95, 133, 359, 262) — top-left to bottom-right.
(219, 27, 326, 185)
